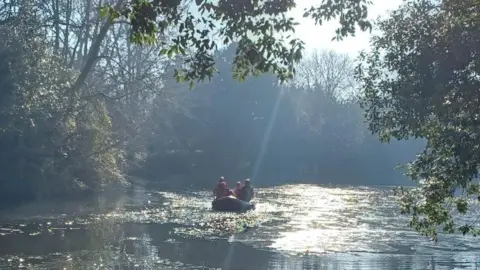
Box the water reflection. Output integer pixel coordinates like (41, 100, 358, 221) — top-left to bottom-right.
(0, 184, 480, 269)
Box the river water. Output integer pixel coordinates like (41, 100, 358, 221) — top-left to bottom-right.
(0, 184, 479, 269)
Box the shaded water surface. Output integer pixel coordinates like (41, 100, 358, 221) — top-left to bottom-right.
(0, 184, 480, 269)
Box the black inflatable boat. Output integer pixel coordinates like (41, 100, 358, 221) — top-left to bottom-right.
(211, 196, 255, 212)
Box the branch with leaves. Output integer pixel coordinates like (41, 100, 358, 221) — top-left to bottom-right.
(99, 0, 373, 88)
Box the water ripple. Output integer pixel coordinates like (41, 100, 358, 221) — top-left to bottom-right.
(1, 184, 480, 269)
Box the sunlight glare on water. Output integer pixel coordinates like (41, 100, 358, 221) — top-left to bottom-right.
(258, 185, 402, 255)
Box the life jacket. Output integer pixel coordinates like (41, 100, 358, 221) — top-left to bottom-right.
(234, 183, 242, 197)
(215, 182, 229, 198)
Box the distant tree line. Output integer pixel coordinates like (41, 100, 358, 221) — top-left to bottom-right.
(141, 46, 424, 188)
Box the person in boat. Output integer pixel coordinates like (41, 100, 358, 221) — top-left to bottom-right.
(234, 181, 242, 198)
(213, 176, 226, 196)
(238, 179, 254, 202)
(214, 179, 233, 199)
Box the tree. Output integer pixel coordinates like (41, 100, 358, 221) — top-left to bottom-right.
(0, 4, 126, 202)
(356, 0, 480, 240)
(100, 0, 373, 86)
(292, 49, 356, 99)
(0, 0, 196, 204)
(288, 50, 360, 138)
(285, 50, 365, 180)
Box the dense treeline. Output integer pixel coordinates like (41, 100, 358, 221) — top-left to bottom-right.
(0, 0, 422, 206)
(142, 47, 424, 187)
(0, 0, 184, 204)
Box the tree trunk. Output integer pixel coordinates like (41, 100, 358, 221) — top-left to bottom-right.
(63, 0, 72, 59)
(52, 0, 60, 52)
(69, 0, 123, 96)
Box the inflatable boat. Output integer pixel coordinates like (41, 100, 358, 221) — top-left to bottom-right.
(211, 196, 255, 212)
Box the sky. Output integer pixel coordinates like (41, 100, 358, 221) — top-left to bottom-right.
(289, 0, 403, 57)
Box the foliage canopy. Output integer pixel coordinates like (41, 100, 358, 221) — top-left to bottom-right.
(101, 0, 372, 86)
(356, 0, 480, 240)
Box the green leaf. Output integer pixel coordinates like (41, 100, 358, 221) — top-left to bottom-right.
(100, 6, 109, 18)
